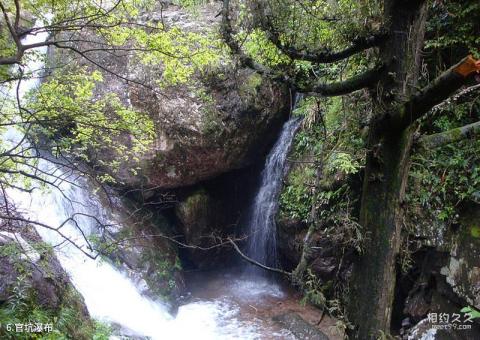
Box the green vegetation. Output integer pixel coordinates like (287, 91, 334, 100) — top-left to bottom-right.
(461, 306, 480, 320)
(1, 0, 480, 338)
(407, 100, 480, 225)
(0, 0, 229, 188)
(0, 282, 112, 340)
(0, 238, 108, 339)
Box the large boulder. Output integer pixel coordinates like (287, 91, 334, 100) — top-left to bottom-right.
(127, 68, 289, 189)
(49, 2, 290, 191)
(83, 186, 186, 307)
(273, 312, 330, 340)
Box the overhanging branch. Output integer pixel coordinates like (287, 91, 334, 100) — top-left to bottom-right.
(394, 55, 480, 130)
(265, 28, 387, 64)
(221, 0, 384, 96)
(300, 64, 385, 96)
(417, 120, 480, 149)
(227, 238, 291, 277)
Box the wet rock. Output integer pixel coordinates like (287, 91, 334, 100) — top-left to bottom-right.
(310, 257, 338, 279)
(439, 202, 480, 309)
(277, 217, 307, 267)
(405, 317, 480, 340)
(273, 312, 330, 340)
(176, 188, 213, 249)
(91, 190, 185, 308)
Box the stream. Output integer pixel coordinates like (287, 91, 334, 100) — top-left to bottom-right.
(6, 135, 299, 340)
(2, 20, 315, 340)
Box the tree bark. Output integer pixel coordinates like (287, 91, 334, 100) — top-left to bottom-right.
(418, 120, 480, 149)
(348, 127, 415, 338)
(348, 1, 428, 338)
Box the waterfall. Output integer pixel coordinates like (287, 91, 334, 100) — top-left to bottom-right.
(9, 164, 289, 339)
(1, 20, 174, 338)
(8, 162, 293, 339)
(245, 115, 302, 275)
(1, 23, 293, 340)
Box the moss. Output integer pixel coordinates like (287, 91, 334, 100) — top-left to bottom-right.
(138, 249, 180, 300)
(0, 281, 95, 339)
(0, 233, 102, 339)
(279, 166, 314, 222)
(471, 226, 480, 238)
(184, 188, 208, 207)
(239, 73, 263, 98)
(201, 106, 221, 136)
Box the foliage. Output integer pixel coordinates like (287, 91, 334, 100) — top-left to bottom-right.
(110, 25, 227, 87)
(241, 29, 290, 67)
(228, 0, 382, 86)
(257, 0, 384, 51)
(0, 0, 230, 193)
(21, 69, 154, 183)
(461, 306, 480, 320)
(326, 152, 360, 176)
(0, 239, 102, 339)
(407, 100, 480, 226)
(426, 0, 480, 58)
(300, 269, 326, 308)
(280, 166, 315, 222)
(280, 95, 365, 225)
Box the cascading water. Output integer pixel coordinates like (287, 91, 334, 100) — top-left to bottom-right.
(2, 21, 296, 340)
(1, 20, 173, 339)
(9, 163, 292, 339)
(245, 115, 302, 275)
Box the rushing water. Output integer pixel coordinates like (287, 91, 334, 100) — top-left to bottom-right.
(2, 21, 298, 340)
(7, 172, 296, 339)
(245, 117, 302, 275)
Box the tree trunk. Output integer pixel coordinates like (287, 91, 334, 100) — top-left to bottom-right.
(348, 127, 414, 338)
(348, 1, 428, 338)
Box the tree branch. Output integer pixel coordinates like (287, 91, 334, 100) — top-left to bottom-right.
(221, 0, 282, 78)
(265, 27, 387, 64)
(227, 238, 291, 277)
(221, 0, 383, 96)
(301, 64, 385, 96)
(417, 120, 480, 149)
(421, 83, 480, 124)
(394, 55, 480, 130)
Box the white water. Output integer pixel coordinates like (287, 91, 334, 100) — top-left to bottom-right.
(2, 22, 294, 340)
(245, 117, 302, 274)
(8, 160, 294, 339)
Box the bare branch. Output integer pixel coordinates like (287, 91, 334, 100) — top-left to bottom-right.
(0, 214, 98, 260)
(227, 238, 291, 277)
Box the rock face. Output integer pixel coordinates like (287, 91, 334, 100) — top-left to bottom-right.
(0, 221, 93, 339)
(276, 125, 480, 338)
(51, 2, 290, 191)
(273, 313, 330, 340)
(129, 68, 289, 189)
(174, 167, 262, 268)
(89, 188, 186, 307)
(400, 202, 480, 336)
(439, 203, 480, 310)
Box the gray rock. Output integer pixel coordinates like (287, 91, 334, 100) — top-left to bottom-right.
(273, 312, 330, 340)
